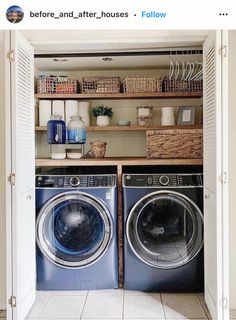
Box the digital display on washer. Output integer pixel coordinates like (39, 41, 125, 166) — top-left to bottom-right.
(178, 175, 202, 186)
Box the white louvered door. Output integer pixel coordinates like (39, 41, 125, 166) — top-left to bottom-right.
(203, 31, 229, 320)
(10, 31, 35, 320)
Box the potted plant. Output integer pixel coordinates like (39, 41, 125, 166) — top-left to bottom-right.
(92, 105, 114, 126)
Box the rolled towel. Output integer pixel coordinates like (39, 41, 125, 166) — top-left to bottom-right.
(65, 100, 79, 124)
(39, 100, 51, 126)
(52, 100, 65, 120)
(78, 101, 90, 126)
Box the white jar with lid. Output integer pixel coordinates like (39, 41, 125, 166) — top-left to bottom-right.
(67, 113, 86, 144)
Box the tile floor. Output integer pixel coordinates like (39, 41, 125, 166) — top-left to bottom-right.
(23, 290, 211, 320)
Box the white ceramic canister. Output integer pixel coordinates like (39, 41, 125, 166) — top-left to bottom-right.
(78, 101, 90, 126)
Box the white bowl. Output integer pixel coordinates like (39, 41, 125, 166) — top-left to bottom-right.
(50, 153, 66, 160)
(67, 152, 82, 159)
(118, 120, 131, 126)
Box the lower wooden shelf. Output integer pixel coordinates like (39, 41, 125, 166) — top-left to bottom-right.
(35, 157, 203, 167)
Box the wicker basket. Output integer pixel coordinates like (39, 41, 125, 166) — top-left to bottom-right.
(162, 77, 203, 93)
(146, 128, 203, 159)
(82, 76, 121, 93)
(123, 77, 161, 93)
(37, 76, 78, 94)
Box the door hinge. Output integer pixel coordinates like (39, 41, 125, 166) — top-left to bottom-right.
(8, 173, 16, 186)
(7, 50, 14, 62)
(219, 172, 227, 184)
(220, 297, 228, 309)
(218, 45, 227, 58)
(8, 296, 16, 308)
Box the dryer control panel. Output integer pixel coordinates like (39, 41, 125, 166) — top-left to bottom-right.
(36, 175, 116, 188)
(123, 174, 203, 188)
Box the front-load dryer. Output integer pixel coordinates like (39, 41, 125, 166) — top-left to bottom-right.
(36, 174, 118, 290)
(123, 173, 204, 292)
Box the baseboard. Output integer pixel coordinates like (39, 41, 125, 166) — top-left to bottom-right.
(230, 309, 236, 319)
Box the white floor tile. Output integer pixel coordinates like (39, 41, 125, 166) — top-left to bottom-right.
(124, 290, 154, 296)
(27, 291, 52, 318)
(197, 294, 211, 319)
(162, 294, 207, 319)
(88, 289, 123, 295)
(82, 293, 123, 319)
(124, 293, 165, 319)
(230, 309, 236, 319)
(40, 295, 86, 319)
(52, 290, 88, 296)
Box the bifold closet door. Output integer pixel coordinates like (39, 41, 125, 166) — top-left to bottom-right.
(8, 31, 36, 320)
(203, 31, 229, 320)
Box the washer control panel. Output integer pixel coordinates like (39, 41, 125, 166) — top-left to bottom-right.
(36, 175, 116, 188)
(123, 174, 203, 187)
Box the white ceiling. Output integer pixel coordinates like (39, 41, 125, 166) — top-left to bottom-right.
(35, 54, 203, 71)
(22, 30, 209, 54)
(26, 30, 206, 71)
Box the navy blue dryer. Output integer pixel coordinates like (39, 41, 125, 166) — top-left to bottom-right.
(123, 173, 204, 292)
(36, 174, 118, 290)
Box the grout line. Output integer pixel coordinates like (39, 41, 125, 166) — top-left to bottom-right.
(160, 292, 167, 320)
(80, 290, 89, 320)
(122, 288, 125, 320)
(37, 291, 53, 319)
(196, 294, 210, 319)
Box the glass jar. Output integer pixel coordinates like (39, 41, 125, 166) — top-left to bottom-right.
(47, 114, 66, 144)
(67, 114, 86, 144)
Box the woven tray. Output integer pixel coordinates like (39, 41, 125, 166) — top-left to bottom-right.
(146, 128, 203, 159)
(123, 77, 161, 93)
(82, 76, 121, 93)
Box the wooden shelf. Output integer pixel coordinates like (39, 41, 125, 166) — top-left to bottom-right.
(35, 125, 203, 132)
(35, 92, 203, 100)
(35, 157, 203, 167)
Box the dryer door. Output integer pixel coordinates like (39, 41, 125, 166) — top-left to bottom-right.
(126, 190, 203, 269)
(36, 192, 112, 268)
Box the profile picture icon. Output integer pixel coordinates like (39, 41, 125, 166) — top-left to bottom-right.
(6, 5, 24, 23)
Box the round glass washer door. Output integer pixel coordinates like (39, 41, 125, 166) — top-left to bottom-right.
(36, 191, 112, 268)
(126, 190, 203, 269)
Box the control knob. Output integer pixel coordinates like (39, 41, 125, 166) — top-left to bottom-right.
(159, 175, 170, 186)
(70, 176, 80, 187)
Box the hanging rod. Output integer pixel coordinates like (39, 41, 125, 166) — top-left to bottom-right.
(34, 49, 203, 58)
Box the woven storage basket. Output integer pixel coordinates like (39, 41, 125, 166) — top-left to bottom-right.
(146, 128, 203, 159)
(37, 76, 78, 94)
(123, 77, 161, 93)
(162, 77, 203, 92)
(82, 76, 121, 93)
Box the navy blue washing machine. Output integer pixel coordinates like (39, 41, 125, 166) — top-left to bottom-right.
(36, 174, 118, 290)
(123, 173, 204, 292)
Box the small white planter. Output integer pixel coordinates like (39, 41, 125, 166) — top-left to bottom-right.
(96, 115, 110, 126)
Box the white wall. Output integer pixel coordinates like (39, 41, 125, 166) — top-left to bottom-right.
(0, 30, 6, 309)
(228, 30, 236, 312)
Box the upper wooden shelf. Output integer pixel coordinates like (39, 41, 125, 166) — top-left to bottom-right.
(35, 92, 203, 100)
(35, 157, 203, 167)
(35, 125, 203, 132)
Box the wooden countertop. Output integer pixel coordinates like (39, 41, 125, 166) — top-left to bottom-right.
(35, 157, 203, 167)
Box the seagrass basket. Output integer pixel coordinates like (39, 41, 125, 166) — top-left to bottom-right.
(82, 76, 121, 93)
(146, 128, 203, 159)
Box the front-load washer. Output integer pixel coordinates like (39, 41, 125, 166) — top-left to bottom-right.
(123, 173, 204, 292)
(36, 174, 118, 290)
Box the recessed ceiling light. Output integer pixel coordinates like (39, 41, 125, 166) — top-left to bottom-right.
(53, 58, 68, 62)
(102, 57, 113, 62)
